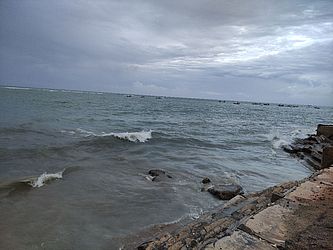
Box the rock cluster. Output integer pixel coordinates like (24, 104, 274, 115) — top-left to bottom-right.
(133, 180, 299, 249)
(282, 124, 333, 170)
(132, 168, 333, 250)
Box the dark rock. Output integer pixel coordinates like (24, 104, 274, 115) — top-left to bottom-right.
(297, 152, 305, 159)
(148, 169, 166, 177)
(137, 241, 152, 250)
(282, 144, 313, 154)
(148, 169, 172, 182)
(282, 145, 298, 153)
(202, 177, 211, 184)
(271, 192, 284, 203)
(208, 184, 243, 200)
(305, 157, 321, 170)
(301, 145, 313, 154)
(189, 239, 197, 247)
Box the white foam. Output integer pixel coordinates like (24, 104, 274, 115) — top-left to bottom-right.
(29, 171, 63, 188)
(60, 90, 84, 94)
(188, 206, 203, 220)
(76, 128, 97, 137)
(75, 128, 153, 142)
(223, 171, 240, 184)
(267, 127, 315, 149)
(272, 138, 289, 149)
(3, 86, 30, 90)
(60, 130, 76, 135)
(104, 131, 152, 142)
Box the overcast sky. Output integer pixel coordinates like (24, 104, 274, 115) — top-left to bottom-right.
(0, 0, 332, 105)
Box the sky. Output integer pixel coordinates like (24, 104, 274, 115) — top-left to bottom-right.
(0, 0, 332, 106)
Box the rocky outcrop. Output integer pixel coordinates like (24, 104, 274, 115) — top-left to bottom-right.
(282, 125, 333, 170)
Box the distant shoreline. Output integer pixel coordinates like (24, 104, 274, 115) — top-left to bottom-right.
(1, 84, 330, 108)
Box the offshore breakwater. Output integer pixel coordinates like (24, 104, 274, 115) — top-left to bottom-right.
(128, 125, 333, 249)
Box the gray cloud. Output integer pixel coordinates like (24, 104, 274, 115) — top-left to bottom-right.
(0, 0, 332, 105)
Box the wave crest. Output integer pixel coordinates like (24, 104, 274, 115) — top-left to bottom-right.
(106, 131, 152, 142)
(65, 128, 153, 143)
(29, 171, 63, 188)
(3, 86, 31, 90)
(267, 128, 314, 149)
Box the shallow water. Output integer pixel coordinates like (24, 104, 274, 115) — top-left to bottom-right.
(0, 86, 332, 249)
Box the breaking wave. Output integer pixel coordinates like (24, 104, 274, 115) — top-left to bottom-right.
(29, 171, 63, 188)
(64, 128, 153, 143)
(3, 86, 31, 90)
(266, 128, 314, 149)
(0, 167, 81, 194)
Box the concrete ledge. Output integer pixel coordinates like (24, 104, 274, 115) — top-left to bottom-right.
(317, 124, 333, 138)
(205, 230, 276, 250)
(242, 205, 292, 246)
(322, 146, 333, 168)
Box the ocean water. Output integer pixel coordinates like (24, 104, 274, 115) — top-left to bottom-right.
(0, 86, 332, 249)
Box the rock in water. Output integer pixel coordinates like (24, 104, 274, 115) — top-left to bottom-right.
(148, 169, 166, 177)
(208, 184, 243, 200)
(148, 169, 172, 181)
(202, 177, 211, 184)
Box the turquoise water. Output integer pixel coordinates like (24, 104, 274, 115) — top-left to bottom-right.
(0, 86, 332, 249)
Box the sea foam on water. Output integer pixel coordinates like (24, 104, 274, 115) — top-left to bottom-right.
(71, 128, 153, 142)
(29, 171, 63, 188)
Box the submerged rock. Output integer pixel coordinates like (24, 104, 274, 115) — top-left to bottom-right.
(149, 169, 165, 177)
(208, 184, 243, 200)
(148, 169, 172, 181)
(202, 177, 211, 184)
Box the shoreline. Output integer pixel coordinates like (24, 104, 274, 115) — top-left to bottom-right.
(121, 125, 333, 249)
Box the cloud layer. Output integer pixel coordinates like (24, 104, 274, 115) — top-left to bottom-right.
(0, 0, 332, 105)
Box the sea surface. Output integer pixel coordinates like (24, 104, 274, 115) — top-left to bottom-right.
(0, 86, 332, 249)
